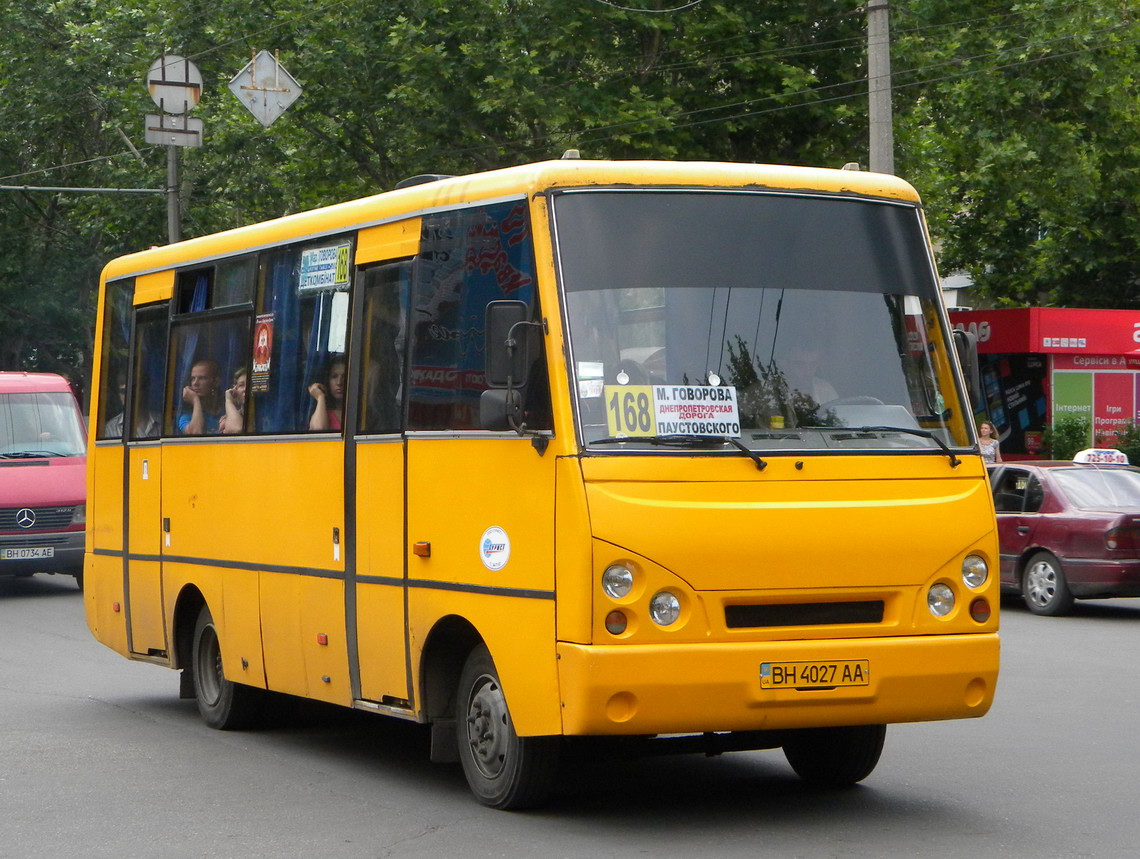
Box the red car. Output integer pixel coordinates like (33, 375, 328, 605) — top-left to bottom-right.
(0, 372, 87, 588)
(988, 460, 1140, 615)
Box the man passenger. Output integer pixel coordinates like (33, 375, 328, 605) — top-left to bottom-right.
(179, 359, 225, 435)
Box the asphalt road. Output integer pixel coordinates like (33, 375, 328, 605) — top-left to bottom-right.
(1, 573, 1137, 858)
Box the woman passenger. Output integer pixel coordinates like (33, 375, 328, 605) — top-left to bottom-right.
(219, 367, 247, 434)
(309, 355, 346, 431)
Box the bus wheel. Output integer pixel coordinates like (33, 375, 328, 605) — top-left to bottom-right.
(191, 605, 262, 730)
(456, 644, 560, 809)
(1022, 551, 1073, 616)
(782, 724, 886, 787)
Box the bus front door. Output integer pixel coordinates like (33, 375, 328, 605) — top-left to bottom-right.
(348, 255, 414, 707)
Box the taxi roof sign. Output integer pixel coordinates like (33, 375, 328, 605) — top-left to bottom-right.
(1073, 448, 1129, 465)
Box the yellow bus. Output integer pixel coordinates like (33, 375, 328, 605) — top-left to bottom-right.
(86, 158, 999, 808)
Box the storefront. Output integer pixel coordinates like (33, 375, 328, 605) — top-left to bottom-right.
(949, 308, 1140, 459)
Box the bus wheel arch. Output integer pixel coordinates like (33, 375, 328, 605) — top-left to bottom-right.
(172, 585, 207, 674)
(421, 615, 483, 724)
(421, 615, 483, 764)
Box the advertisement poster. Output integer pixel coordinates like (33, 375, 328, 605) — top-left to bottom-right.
(977, 354, 1048, 456)
(1093, 372, 1135, 445)
(251, 313, 274, 393)
(1053, 355, 1140, 447)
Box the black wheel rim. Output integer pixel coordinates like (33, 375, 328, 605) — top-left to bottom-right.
(465, 672, 510, 780)
(196, 623, 224, 706)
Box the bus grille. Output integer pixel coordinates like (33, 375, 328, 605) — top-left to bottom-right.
(725, 601, 884, 628)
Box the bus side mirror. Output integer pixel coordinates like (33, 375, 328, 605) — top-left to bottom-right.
(485, 300, 529, 388)
(480, 389, 521, 431)
(953, 329, 983, 411)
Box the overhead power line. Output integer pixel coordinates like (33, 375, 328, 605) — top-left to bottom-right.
(0, 184, 162, 194)
(588, 0, 705, 12)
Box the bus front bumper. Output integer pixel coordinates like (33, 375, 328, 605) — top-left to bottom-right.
(555, 633, 999, 736)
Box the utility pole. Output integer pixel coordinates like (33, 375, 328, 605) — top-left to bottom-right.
(145, 54, 203, 244)
(166, 146, 181, 243)
(867, 0, 895, 174)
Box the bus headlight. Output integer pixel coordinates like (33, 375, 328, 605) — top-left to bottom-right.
(928, 583, 955, 617)
(602, 564, 634, 599)
(962, 555, 988, 589)
(649, 591, 681, 626)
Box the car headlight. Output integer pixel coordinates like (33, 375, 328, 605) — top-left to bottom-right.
(602, 564, 634, 599)
(928, 583, 955, 617)
(649, 591, 681, 626)
(71, 505, 86, 526)
(961, 555, 988, 589)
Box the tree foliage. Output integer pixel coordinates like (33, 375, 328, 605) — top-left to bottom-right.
(1, 0, 1138, 403)
(894, 0, 1140, 309)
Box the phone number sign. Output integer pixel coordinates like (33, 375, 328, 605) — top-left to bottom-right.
(605, 385, 741, 437)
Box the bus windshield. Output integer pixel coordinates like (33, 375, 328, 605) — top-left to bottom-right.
(0, 392, 86, 458)
(553, 189, 969, 453)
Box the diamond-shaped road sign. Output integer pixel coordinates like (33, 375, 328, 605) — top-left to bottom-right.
(228, 50, 302, 127)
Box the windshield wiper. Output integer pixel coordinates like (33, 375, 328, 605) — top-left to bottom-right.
(802, 424, 962, 467)
(0, 450, 69, 459)
(591, 434, 767, 471)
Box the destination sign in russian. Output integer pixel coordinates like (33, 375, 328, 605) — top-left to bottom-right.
(605, 385, 741, 437)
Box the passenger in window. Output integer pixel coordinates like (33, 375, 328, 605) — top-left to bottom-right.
(104, 377, 127, 438)
(308, 355, 346, 431)
(132, 408, 161, 440)
(179, 359, 225, 435)
(219, 367, 248, 434)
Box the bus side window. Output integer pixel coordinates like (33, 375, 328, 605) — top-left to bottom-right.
(96, 279, 133, 441)
(131, 305, 168, 440)
(359, 262, 410, 434)
(167, 314, 252, 436)
(408, 200, 549, 431)
(251, 239, 353, 434)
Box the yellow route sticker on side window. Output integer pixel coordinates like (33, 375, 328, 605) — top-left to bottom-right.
(604, 385, 740, 438)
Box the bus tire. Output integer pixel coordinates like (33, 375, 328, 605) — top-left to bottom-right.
(456, 644, 560, 810)
(191, 605, 263, 730)
(782, 724, 886, 787)
(1022, 551, 1073, 616)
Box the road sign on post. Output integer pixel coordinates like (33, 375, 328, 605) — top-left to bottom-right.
(228, 50, 302, 127)
(144, 114, 204, 147)
(147, 55, 202, 115)
(144, 54, 203, 244)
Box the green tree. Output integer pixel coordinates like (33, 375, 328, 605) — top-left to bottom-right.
(1, 0, 875, 400)
(894, 0, 1140, 309)
(6, 0, 1140, 402)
